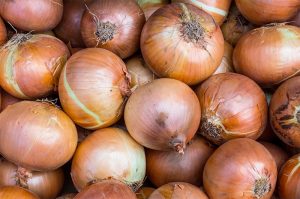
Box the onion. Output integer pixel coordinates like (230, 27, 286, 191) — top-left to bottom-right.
(258, 122, 278, 142)
(269, 76, 300, 148)
(278, 154, 300, 199)
(0, 158, 64, 199)
(146, 136, 214, 187)
(81, 0, 145, 59)
(235, 0, 300, 25)
(56, 193, 76, 199)
(140, 3, 224, 85)
(70, 48, 83, 55)
(58, 48, 130, 130)
(71, 127, 146, 191)
(196, 73, 268, 145)
(0, 0, 63, 31)
(148, 182, 209, 199)
(233, 24, 300, 87)
(137, 0, 169, 20)
(124, 78, 201, 153)
(136, 187, 155, 199)
(0, 101, 78, 171)
(0, 33, 70, 99)
(0, 17, 7, 45)
(0, 90, 21, 111)
(171, 0, 232, 25)
(0, 186, 39, 199)
(213, 41, 234, 74)
(203, 138, 277, 199)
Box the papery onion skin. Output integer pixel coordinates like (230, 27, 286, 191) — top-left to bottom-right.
(0, 34, 70, 99)
(269, 76, 300, 148)
(137, 0, 169, 20)
(124, 78, 201, 152)
(148, 182, 209, 199)
(81, 0, 145, 59)
(58, 48, 130, 130)
(0, 186, 39, 199)
(136, 187, 155, 199)
(196, 73, 268, 145)
(203, 138, 277, 199)
(146, 136, 214, 187)
(56, 193, 76, 199)
(0, 159, 64, 199)
(0, 90, 21, 111)
(213, 41, 234, 74)
(0, 101, 78, 171)
(0, 17, 7, 45)
(235, 0, 300, 25)
(233, 25, 300, 87)
(0, 0, 63, 31)
(140, 3, 224, 85)
(71, 128, 146, 192)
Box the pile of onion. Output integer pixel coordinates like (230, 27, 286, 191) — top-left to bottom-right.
(137, 0, 169, 20)
(140, 3, 224, 85)
(0, 186, 39, 199)
(0, 90, 21, 111)
(125, 78, 201, 153)
(233, 24, 300, 87)
(0, 17, 7, 45)
(213, 41, 234, 74)
(58, 48, 130, 130)
(196, 73, 267, 145)
(203, 138, 277, 199)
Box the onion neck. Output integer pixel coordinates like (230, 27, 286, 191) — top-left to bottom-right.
(2, 33, 32, 50)
(16, 167, 32, 188)
(170, 137, 186, 154)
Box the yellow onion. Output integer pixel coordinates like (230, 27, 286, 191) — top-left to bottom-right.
(213, 41, 234, 74)
(0, 186, 39, 199)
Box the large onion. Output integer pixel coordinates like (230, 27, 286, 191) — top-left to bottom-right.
(0, 17, 7, 45)
(81, 0, 145, 59)
(0, 186, 39, 199)
(71, 128, 145, 191)
(136, 187, 155, 199)
(196, 73, 268, 145)
(269, 76, 300, 148)
(0, 90, 21, 111)
(58, 48, 130, 130)
(203, 138, 277, 199)
(140, 3, 224, 85)
(0, 0, 63, 31)
(146, 136, 214, 187)
(137, 0, 169, 20)
(0, 34, 70, 99)
(125, 78, 201, 153)
(0, 101, 78, 171)
(213, 41, 234, 74)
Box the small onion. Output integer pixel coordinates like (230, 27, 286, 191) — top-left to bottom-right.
(58, 48, 130, 130)
(0, 159, 64, 199)
(71, 128, 146, 191)
(140, 3, 224, 85)
(0, 186, 39, 199)
(136, 187, 155, 199)
(235, 0, 300, 25)
(0, 90, 21, 111)
(0, 17, 7, 45)
(81, 0, 145, 59)
(269, 76, 300, 148)
(0, 101, 78, 171)
(124, 78, 201, 153)
(0, 0, 63, 31)
(213, 41, 234, 74)
(148, 182, 209, 199)
(196, 73, 268, 145)
(146, 136, 214, 187)
(0, 33, 70, 99)
(203, 138, 277, 199)
(233, 24, 300, 87)
(56, 193, 76, 199)
(137, 0, 169, 20)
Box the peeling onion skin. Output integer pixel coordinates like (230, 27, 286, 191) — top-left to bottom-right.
(71, 128, 146, 192)
(0, 90, 21, 111)
(125, 78, 201, 153)
(196, 73, 268, 145)
(81, 0, 145, 59)
(233, 25, 300, 88)
(235, 0, 300, 25)
(148, 182, 209, 199)
(0, 101, 78, 171)
(203, 138, 277, 199)
(269, 76, 300, 148)
(0, 0, 63, 32)
(213, 41, 234, 74)
(0, 17, 7, 45)
(141, 3, 224, 85)
(0, 186, 39, 199)
(136, 187, 155, 199)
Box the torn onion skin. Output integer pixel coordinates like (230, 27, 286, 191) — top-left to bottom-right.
(213, 41, 234, 74)
(0, 186, 39, 199)
(203, 138, 277, 199)
(0, 17, 7, 45)
(136, 187, 155, 199)
(269, 76, 300, 148)
(196, 73, 268, 145)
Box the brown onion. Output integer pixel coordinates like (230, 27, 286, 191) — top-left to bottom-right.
(137, 0, 169, 20)
(136, 187, 155, 199)
(0, 33, 70, 99)
(125, 78, 201, 153)
(146, 136, 214, 187)
(81, 0, 145, 59)
(213, 41, 234, 74)
(58, 48, 130, 130)
(0, 101, 77, 171)
(235, 0, 300, 25)
(0, 90, 21, 111)
(71, 128, 145, 191)
(140, 3, 224, 85)
(148, 182, 208, 199)
(0, 17, 7, 45)
(269, 76, 300, 148)
(233, 24, 300, 87)
(203, 138, 277, 199)
(0, 0, 63, 31)
(56, 193, 76, 199)
(196, 73, 268, 145)
(0, 158, 64, 199)
(0, 186, 39, 199)
(70, 48, 83, 55)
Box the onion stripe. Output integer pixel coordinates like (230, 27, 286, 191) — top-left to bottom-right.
(190, 0, 227, 16)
